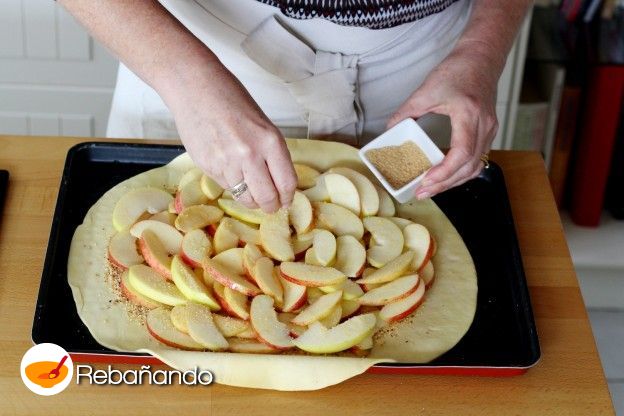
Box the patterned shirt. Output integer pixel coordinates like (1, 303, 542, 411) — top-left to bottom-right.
(256, 0, 462, 29)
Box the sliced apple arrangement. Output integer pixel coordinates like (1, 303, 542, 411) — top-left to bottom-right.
(109, 165, 437, 355)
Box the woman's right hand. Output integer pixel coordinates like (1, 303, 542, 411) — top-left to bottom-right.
(164, 66, 297, 213)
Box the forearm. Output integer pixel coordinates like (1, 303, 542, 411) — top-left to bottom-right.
(453, 0, 533, 75)
(58, 0, 229, 106)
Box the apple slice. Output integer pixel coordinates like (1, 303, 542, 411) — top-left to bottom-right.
(171, 255, 220, 310)
(356, 251, 414, 285)
(292, 231, 315, 257)
(250, 295, 293, 350)
(420, 260, 435, 288)
(307, 287, 325, 304)
(213, 220, 239, 254)
(217, 198, 266, 224)
(212, 247, 245, 274)
(341, 299, 360, 319)
(170, 304, 190, 333)
(360, 267, 381, 292)
(128, 264, 186, 306)
(200, 174, 223, 200)
(310, 229, 336, 267)
(324, 173, 361, 215)
(302, 175, 329, 202)
(313, 202, 364, 239)
(333, 235, 366, 278)
(387, 217, 413, 230)
(278, 272, 307, 312)
(213, 314, 250, 337)
(108, 230, 144, 269)
(222, 217, 261, 245)
(280, 262, 346, 287)
(130, 220, 183, 254)
(150, 211, 177, 226)
(356, 274, 420, 306)
(292, 313, 377, 354)
(242, 243, 264, 277)
(138, 229, 173, 279)
(168, 200, 177, 214)
(403, 223, 433, 272)
(146, 308, 204, 350)
(329, 167, 380, 216)
(364, 217, 404, 267)
(204, 257, 261, 296)
(319, 305, 342, 328)
(277, 313, 306, 337)
(352, 335, 374, 355)
(120, 270, 163, 308)
(112, 187, 174, 231)
(379, 279, 426, 322)
(251, 257, 283, 303)
(304, 247, 321, 266)
(184, 303, 229, 350)
(180, 229, 212, 268)
(212, 282, 250, 320)
(178, 167, 203, 189)
(289, 191, 313, 235)
(294, 163, 320, 189)
(291, 290, 342, 326)
(174, 179, 208, 213)
(174, 205, 223, 233)
(259, 209, 294, 262)
(235, 327, 257, 339)
(228, 338, 274, 354)
(376, 186, 396, 217)
(320, 279, 364, 300)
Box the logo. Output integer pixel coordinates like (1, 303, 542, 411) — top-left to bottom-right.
(21, 343, 73, 396)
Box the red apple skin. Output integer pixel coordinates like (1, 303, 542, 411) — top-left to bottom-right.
(385, 296, 426, 323)
(206, 224, 217, 237)
(108, 249, 128, 270)
(180, 251, 201, 268)
(425, 275, 435, 289)
(280, 291, 307, 313)
(413, 238, 434, 274)
(280, 269, 333, 288)
(212, 287, 248, 320)
(250, 328, 293, 351)
(146, 322, 204, 351)
(204, 261, 261, 296)
(174, 192, 184, 214)
(138, 237, 172, 280)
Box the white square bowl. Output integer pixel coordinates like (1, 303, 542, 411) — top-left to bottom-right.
(359, 118, 444, 203)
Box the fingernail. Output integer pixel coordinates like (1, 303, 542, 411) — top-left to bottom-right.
(421, 178, 432, 187)
(416, 192, 431, 200)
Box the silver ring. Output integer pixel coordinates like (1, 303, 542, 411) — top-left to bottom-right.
(228, 180, 248, 199)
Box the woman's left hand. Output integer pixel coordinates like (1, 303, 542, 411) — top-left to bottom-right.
(387, 43, 500, 200)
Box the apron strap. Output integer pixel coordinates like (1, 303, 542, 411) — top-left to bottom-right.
(242, 16, 362, 144)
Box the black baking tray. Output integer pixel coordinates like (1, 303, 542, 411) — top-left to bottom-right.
(32, 142, 540, 373)
(0, 170, 7, 221)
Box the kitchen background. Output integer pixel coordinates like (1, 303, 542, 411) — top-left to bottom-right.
(0, 0, 622, 413)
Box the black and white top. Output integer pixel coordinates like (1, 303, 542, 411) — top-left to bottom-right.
(256, 0, 461, 29)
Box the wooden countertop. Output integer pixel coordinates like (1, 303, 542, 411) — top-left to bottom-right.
(0, 135, 614, 415)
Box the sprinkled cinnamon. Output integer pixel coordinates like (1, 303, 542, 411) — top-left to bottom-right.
(366, 141, 431, 189)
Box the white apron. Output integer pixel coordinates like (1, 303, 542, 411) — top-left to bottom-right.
(106, 0, 472, 147)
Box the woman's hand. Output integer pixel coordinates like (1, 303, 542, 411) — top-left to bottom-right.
(166, 66, 298, 213)
(387, 42, 500, 200)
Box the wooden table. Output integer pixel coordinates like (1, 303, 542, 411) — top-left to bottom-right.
(0, 135, 615, 415)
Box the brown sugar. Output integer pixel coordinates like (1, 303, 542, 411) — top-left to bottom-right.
(366, 141, 432, 189)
